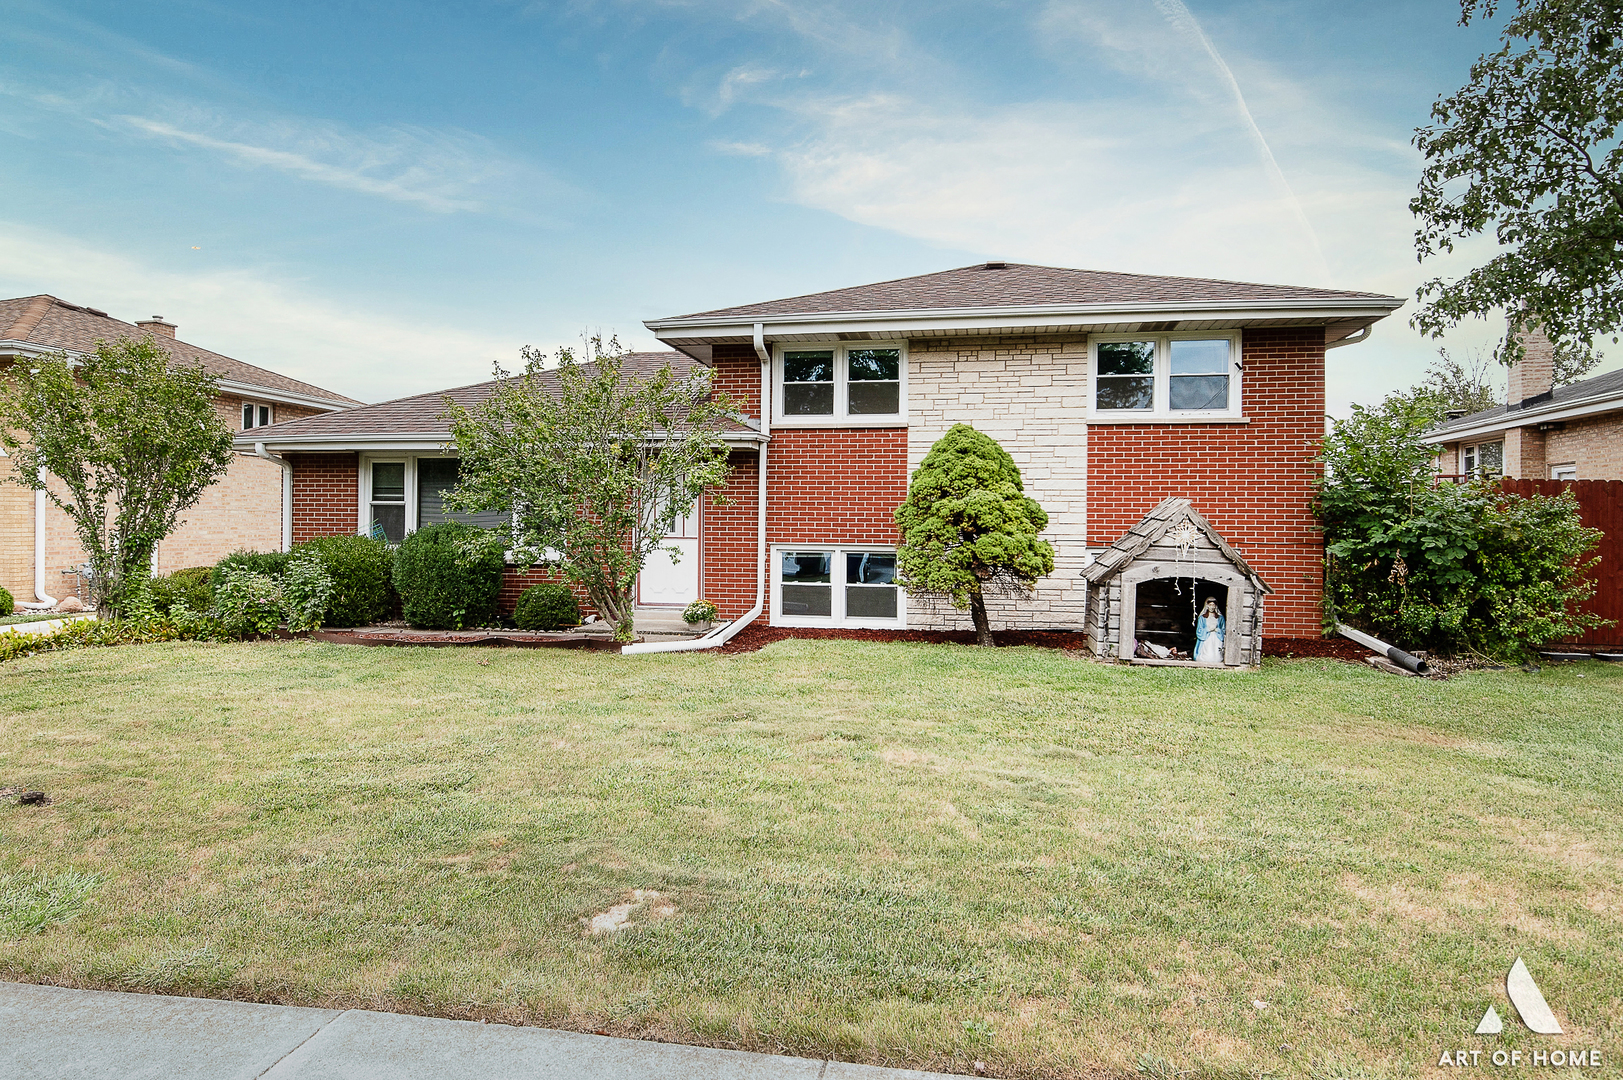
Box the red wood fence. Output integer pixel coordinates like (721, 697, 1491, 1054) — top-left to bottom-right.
(1499, 479, 1623, 650)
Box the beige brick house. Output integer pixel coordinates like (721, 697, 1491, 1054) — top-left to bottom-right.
(1, 295, 359, 608)
(1424, 327, 1623, 480)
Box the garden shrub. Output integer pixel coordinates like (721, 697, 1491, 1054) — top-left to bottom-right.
(0, 610, 231, 665)
(149, 567, 213, 615)
(1318, 397, 1605, 659)
(0, 585, 12, 613)
(391, 522, 506, 630)
(211, 550, 289, 593)
(292, 534, 395, 626)
(682, 598, 718, 625)
(280, 552, 335, 633)
(212, 568, 285, 638)
(513, 582, 580, 631)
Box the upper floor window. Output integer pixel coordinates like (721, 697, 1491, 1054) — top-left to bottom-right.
(242, 401, 274, 429)
(774, 343, 905, 424)
(1090, 333, 1242, 420)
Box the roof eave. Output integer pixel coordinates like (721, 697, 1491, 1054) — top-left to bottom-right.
(235, 430, 770, 453)
(1421, 392, 1623, 445)
(644, 297, 1405, 342)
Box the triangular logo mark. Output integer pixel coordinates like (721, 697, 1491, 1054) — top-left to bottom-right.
(1475, 1005, 1503, 1035)
(1506, 957, 1563, 1034)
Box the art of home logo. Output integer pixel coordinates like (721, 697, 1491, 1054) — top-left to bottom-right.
(1437, 958, 1606, 1069)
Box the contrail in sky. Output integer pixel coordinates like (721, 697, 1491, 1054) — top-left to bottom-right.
(1150, 0, 1331, 283)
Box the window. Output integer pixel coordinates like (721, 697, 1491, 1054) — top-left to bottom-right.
(775, 344, 904, 423)
(1551, 463, 1577, 482)
(241, 401, 274, 429)
(1090, 333, 1241, 419)
(774, 547, 902, 626)
(363, 456, 510, 543)
(1462, 441, 1503, 477)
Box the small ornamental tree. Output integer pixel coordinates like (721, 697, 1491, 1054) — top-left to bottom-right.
(0, 338, 235, 616)
(894, 424, 1054, 646)
(444, 336, 739, 642)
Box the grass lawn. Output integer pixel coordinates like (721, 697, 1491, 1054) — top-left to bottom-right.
(1, 640, 1619, 1078)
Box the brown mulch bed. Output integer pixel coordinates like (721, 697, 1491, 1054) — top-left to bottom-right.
(310, 627, 620, 651)
(1261, 636, 1371, 662)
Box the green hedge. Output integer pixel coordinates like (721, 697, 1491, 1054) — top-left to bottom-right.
(150, 567, 214, 615)
(210, 550, 290, 593)
(0, 585, 12, 614)
(391, 522, 505, 630)
(513, 582, 580, 631)
(292, 534, 395, 627)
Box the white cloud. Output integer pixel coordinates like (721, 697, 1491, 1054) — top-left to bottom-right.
(0, 224, 525, 402)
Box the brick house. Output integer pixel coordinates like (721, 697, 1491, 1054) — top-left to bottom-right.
(1, 295, 359, 607)
(1422, 327, 1623, 480)
(241, 263, 1402, 649)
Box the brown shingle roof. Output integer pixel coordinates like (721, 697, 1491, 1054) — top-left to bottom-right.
(0, 295, 362, 406)
(240, 352, 727, 440)
(662, 263, 1398, 321)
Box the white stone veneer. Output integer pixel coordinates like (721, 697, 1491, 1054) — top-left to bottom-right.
(904, 335, 1090, 630)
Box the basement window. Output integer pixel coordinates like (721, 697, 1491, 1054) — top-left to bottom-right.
(773, 547, 902, 627)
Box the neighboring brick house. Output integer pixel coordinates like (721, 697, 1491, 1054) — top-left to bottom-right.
(243, 263, 1402, 652)
(1423, 327, 1623, 480)
(1, 295, 359, 607)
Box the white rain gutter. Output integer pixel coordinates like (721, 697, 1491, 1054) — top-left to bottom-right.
(254, 442, 294, 552)
(1325, 326, 1371, 349)
(621, 326, 772, 656)
(18, 470, 57, 609)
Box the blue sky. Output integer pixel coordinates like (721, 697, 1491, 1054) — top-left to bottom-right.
(0, 0, 1590, 411)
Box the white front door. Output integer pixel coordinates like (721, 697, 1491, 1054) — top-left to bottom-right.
(637, 502, 699, 606)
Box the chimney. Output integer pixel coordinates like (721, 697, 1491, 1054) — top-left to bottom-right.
(1506, 318, 1554, 407)
(136, 315, 176, 339)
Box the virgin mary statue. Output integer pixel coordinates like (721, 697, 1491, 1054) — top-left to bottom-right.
(1194, 598, 1225, 663)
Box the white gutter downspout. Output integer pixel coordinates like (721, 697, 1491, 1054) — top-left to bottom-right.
(18, 470, 57, 609)
(621, 325, 772, 655)
(254, 442, 294, 552)
(1325, 326, 1371, 350)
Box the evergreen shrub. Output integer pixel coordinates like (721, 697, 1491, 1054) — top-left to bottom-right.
(149, 567, 213, 615)
(293, 534, 395, 626)
(211, 550, 290, 593)
(392, 522, 506, 630)
(513, 582, 580, 631)
(0, 585, 12, 613)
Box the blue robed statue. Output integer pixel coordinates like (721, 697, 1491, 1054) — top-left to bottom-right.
(1194, 597, 1225, 663)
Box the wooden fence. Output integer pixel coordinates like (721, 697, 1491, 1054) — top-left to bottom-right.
(1499, 478, 1623, 650)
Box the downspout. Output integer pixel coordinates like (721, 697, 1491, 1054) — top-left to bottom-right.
(1325, 326, 1371, 350)
(18, 470, 57, 609)
(621, 327, 772, 655)
(254, 442, 294, 552)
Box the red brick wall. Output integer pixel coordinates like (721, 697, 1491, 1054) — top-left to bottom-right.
(700, 450, 762, 620)
(712, 345, 762, 419)
(768, 429, 909, 545)
(1086, 326, 1326, 635)
(289, 453, 359, 544)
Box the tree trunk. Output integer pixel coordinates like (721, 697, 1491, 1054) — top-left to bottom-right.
(968, 586, 993, 647)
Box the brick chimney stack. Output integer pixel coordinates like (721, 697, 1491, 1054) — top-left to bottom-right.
(136, 315, 176, 339)
(1506, 320, 1554, 407)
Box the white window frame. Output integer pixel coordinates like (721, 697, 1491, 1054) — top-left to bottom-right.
(772, 341, 907, 426)
(1551, 463, 1577, 481)
(360, 455, 415, 538)
(1462, 440, 1504, 477)
(1089, 331, 1243, 421)
(241, 400, 275, 430)
(770, 545, 906, 628)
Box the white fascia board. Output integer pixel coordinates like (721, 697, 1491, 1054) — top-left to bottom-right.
(644, 298, 1405, 340)
(237, 430, 768, 453)
(1420, 394, 1623, 445)
(2, 340, 355, 413)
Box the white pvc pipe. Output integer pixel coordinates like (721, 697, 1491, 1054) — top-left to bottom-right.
(622, 347, 771, 656)
(18, 472, 57, 609)
(254, 442, 294, 552)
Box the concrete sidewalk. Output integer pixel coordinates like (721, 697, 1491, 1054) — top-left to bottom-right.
(1, 981, 964, 1079)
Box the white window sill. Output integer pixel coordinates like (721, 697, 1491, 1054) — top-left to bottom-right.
(1088, 414, 1250, 425)
(772, 617, 905, 629)
(771, 417, 909, 429)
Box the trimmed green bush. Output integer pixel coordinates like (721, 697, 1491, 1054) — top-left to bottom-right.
(293, 534, 395, 627)
(149, 567, 213, 615)
(513, 582, 580, 631)
(212, 568, 284, 638)
(0, 585, 13, 613)
(391, 522, 506, 630)
(211, 550, 290, 593)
